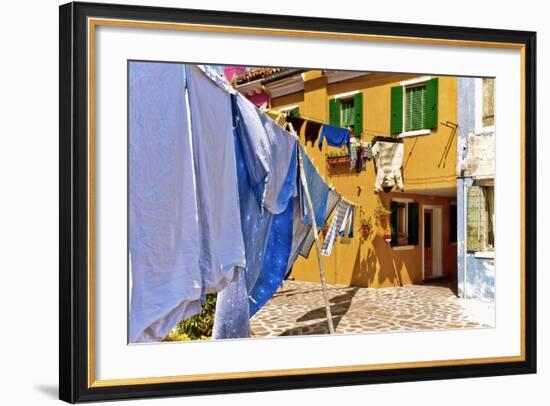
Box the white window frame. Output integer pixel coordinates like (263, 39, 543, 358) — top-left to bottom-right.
(391, 197, 415, 251)
(474, 77, 496, 135)
(399, 76, 432, 138)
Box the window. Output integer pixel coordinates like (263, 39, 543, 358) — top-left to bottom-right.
(482, 78, 495, 128)
(279, 105, 300, 117)
(340, 99, 355, 127)
(466, 185, 494, 252)
(329, 92, 363, 136)
(449, 203, 457, 244)
(288, 106, 300, 118)
(405, 85, 426, 131)
(390, 200, 419, 247)
(391, 77, 438, 136)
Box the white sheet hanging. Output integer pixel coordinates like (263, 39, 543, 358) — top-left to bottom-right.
(185, 65, 246, 292)
(129, 62, 202, 343)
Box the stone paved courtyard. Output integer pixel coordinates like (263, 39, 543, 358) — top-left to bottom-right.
(250, 280, 494, 337)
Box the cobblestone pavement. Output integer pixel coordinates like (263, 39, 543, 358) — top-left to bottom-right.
(250, 280, 494, 337)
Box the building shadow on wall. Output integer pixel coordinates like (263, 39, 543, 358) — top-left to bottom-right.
(279, 287, 359, 336)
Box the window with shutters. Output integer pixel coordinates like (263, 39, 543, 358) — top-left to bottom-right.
(390, 199, 419, 248)
(466, 185, 494, 252)
(329, 91, 363, 137)
(391, 77, 438, 137)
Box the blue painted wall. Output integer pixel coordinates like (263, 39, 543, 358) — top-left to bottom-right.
(456, 77, 495, 302)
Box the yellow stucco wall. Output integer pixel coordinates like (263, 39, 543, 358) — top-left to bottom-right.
(271, 73, 458, 288)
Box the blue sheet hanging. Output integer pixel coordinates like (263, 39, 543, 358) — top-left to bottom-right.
(300, 146, 329, 227)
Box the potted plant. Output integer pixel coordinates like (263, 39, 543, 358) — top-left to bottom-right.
(374, 205, 392, 228)
(326, 150, 350, 165)
(359, 217, 372, 239)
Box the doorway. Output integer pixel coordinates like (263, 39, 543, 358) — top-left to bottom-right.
(422, 205, 443, 280)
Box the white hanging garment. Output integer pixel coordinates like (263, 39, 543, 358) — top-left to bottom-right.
(129, 62, 202, 343)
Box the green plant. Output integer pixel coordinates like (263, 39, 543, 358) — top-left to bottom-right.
(374, 205, 392, 218)
(360, 217, 372, 228)
(174, 294, 217, 340)
(327, 150, 349, 158)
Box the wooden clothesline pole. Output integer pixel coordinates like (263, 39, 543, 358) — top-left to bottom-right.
(296, 146, 336, 335)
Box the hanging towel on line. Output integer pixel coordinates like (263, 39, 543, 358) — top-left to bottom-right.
(299, 189, 341, 259)
(321, 200, 351, 256)
(304, 121, 322, 147)
(286, 115, 305, 135)
(318, 124, 351, 153)
(186, 65, 246, 291)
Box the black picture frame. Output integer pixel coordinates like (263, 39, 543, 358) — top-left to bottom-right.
(59, 1, 537, 403)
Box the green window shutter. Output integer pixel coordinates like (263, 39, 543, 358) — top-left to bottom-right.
(353, 92, 363, 137)
(424, 78, 438, 129)
(329, 98, 341, 127)
(390, 86, 403, 135)
(289, 107, 300, 117)
(390, 201, 399, 247)
(408, 202, 419, 245)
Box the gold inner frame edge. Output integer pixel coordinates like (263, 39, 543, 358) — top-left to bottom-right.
(86, 17, 527, 388)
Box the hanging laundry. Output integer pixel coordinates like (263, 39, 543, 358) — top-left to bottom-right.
(284, 197, 312, 276)
(261, 115, 299, 214)
(186, 65, 246, 292)
(349, 138, 358, 170)
(304, 120, 322, 147)
(371, 141, 405, 192)
(129, 62, 202, 343)
(286, 115, 305, 135)
(363, 141, 374, 161)
(348, 205, 355, 238)
(212, 125, 272, 339)
(339, 204, 355, 238)
(299, 189, 341, 258)
(213, 96, 298, 338)
(299, 146, 329, 227)
(232, 92, 271, 205)
(355, 144, 364, 173)
(321, 200, 351, 256)
(248, 199, 294, 317)
(318, 123, 351, 153)
(212, 268, 250, 339)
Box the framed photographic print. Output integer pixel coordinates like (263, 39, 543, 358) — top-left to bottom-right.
(59, 1, 537, 403)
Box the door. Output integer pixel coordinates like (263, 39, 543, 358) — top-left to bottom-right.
(423, 206, 443, 280)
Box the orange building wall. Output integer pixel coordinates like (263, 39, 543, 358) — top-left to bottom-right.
(272, 73, 458, 288)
